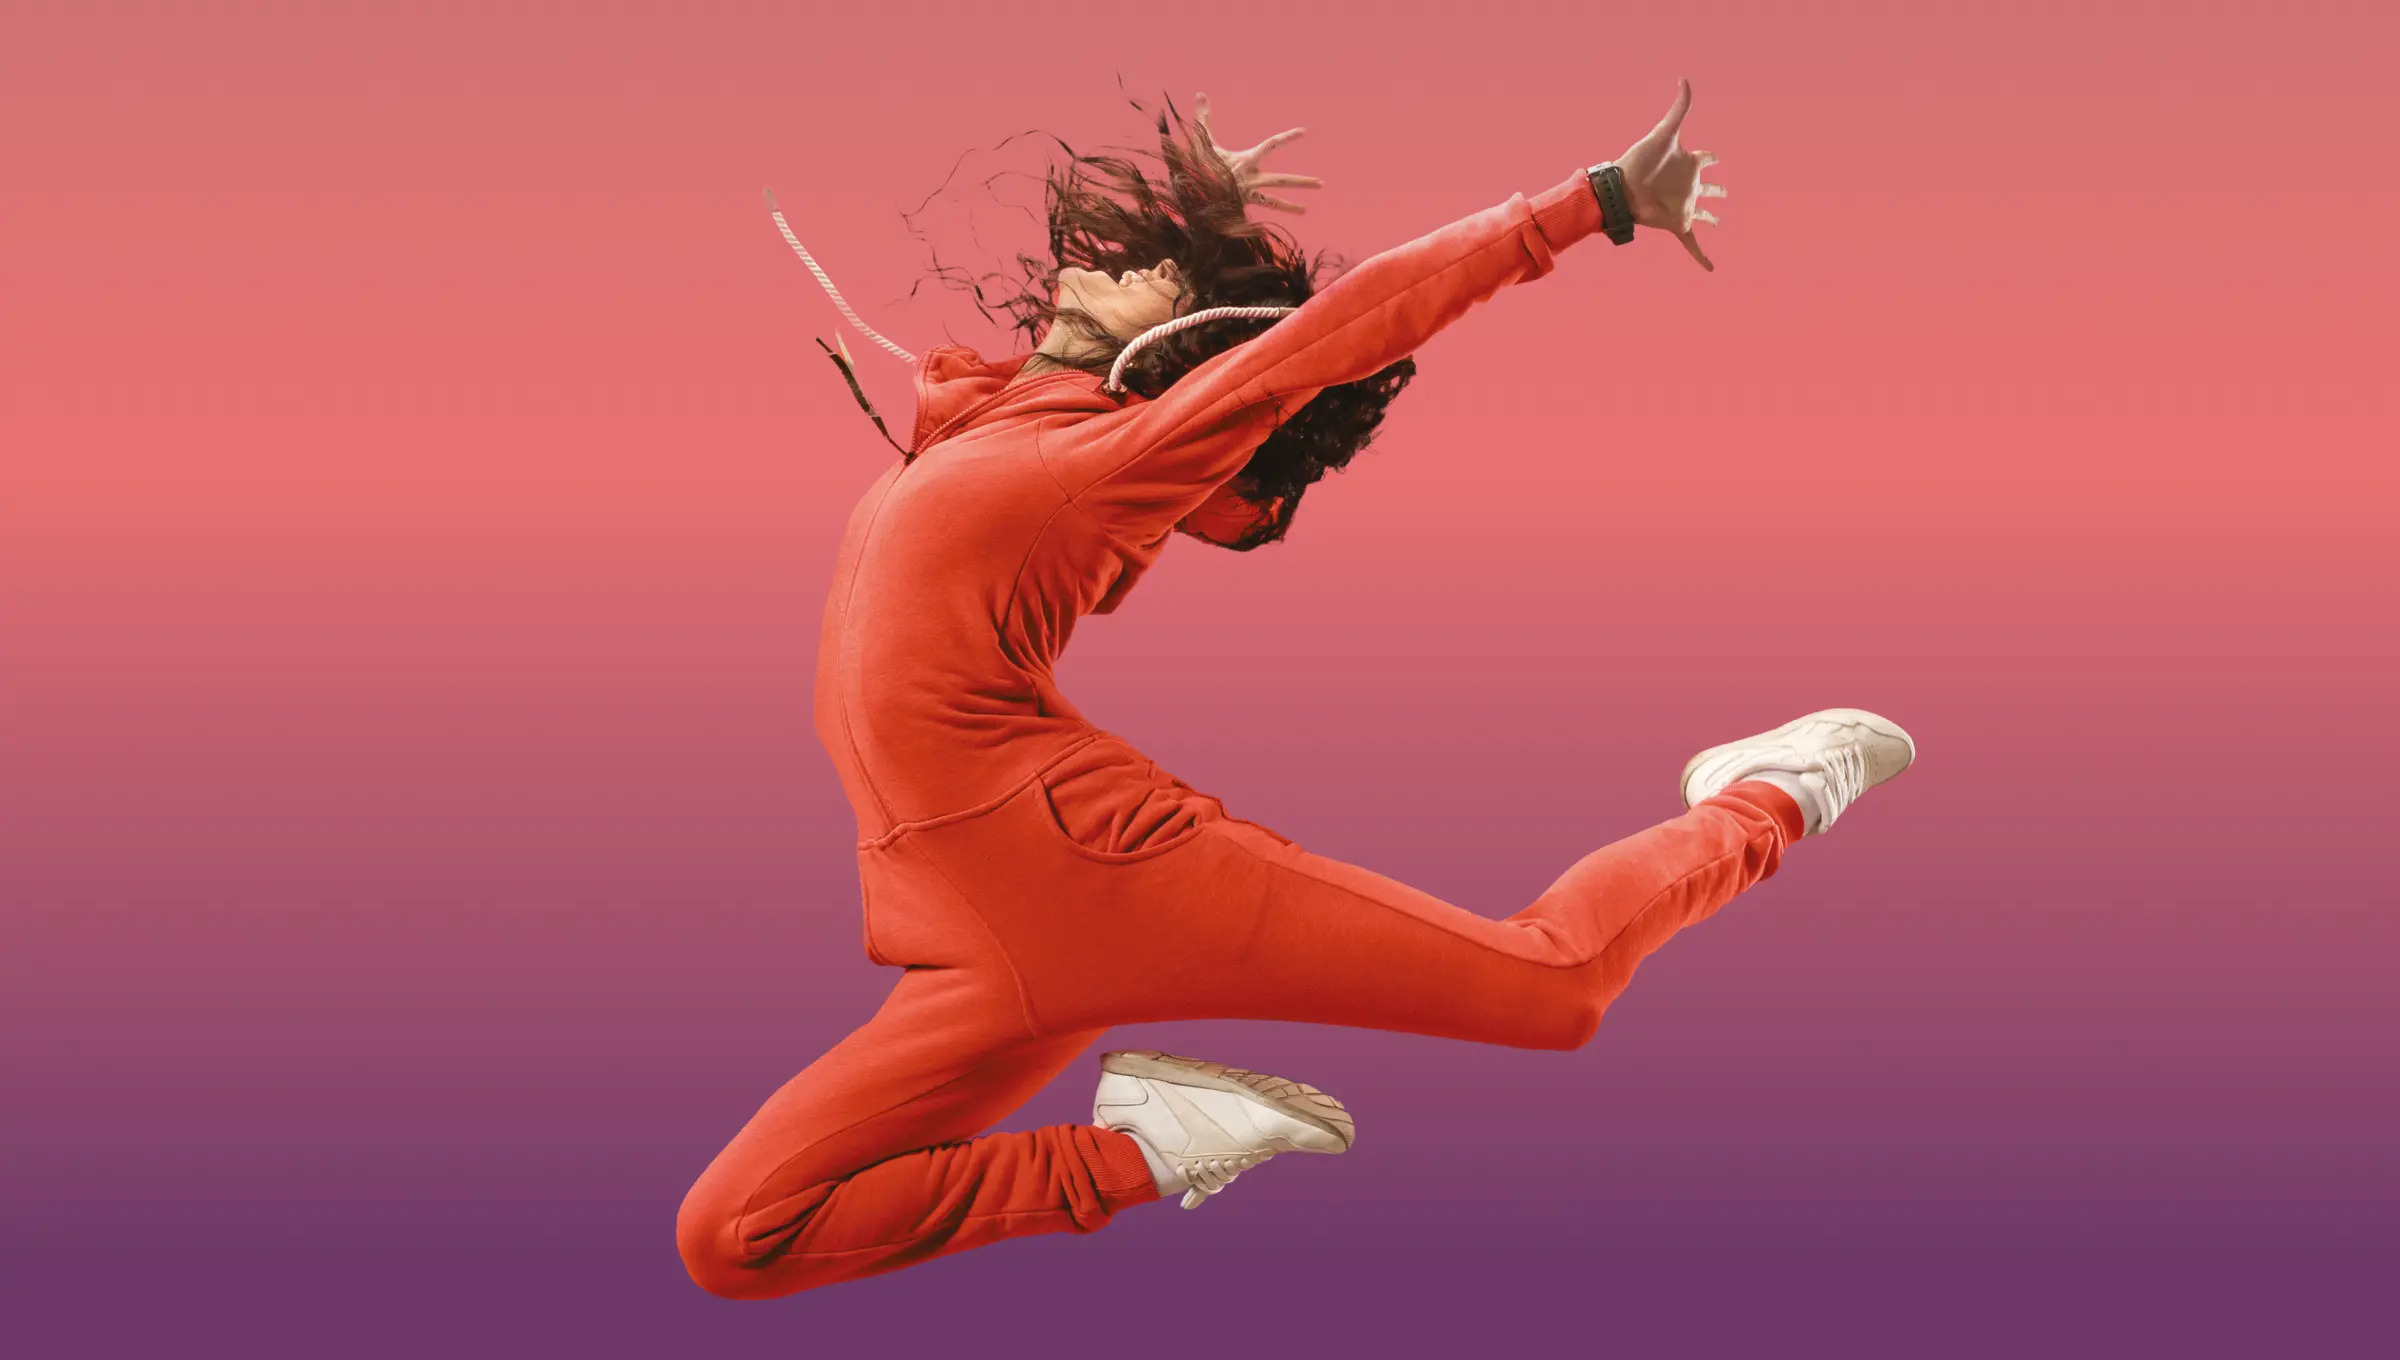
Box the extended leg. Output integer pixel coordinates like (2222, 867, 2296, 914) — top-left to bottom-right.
(1182, 783, 1809, 1046)
(913, 778, 1810, 1049)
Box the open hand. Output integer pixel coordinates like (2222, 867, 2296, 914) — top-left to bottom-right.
(1614, 77, 1727, 271)
(1194, 91, 1324, 214)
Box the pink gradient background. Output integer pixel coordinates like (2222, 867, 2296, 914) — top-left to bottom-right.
(5, 1, 2393, 1355)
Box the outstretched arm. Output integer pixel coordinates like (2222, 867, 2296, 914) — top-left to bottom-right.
(1048, 80, 1723, 549)
(1046, 169, 1604, 544)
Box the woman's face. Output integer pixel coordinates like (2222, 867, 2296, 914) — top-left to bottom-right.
(1057, 258, 1183, 341)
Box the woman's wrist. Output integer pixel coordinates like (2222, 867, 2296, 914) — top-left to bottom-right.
(1583, 162, 1639, 243)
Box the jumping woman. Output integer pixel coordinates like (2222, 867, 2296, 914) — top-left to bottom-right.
(681, 79, 1916, 1299)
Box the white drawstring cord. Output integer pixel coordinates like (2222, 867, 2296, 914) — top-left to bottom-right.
(764, 187, 918, 365)
(1104, 306, 1297, 393)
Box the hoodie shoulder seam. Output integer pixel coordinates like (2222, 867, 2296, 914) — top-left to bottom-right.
(1034, 416, 1157, 559)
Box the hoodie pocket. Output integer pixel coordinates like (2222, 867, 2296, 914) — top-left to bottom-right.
(1035, 737, 1219, 862)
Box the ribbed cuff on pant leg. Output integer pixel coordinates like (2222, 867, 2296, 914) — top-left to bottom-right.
(1719, 779, 1807, 850)
(1080, 1126, 1163, 1211)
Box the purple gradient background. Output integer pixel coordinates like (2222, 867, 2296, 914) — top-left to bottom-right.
(5, 2, 2394, 1356)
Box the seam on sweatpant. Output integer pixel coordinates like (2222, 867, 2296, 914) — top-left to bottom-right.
(1585, 805, 1778, 965)
(908, 838, 1047, 1040)
(1210, 804, 1768, 971)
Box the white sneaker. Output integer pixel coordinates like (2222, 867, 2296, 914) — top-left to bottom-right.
(1679, 707, 1917, 836)
(1092, 1049, 1356, 1210)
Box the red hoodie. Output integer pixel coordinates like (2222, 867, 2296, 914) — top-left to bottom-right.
(817, 166, 1607, 841)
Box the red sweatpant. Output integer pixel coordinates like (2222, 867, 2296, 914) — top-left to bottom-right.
(676, 731, 1805, 1299)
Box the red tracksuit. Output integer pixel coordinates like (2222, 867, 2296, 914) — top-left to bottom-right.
(676, 165, 1804, 1299)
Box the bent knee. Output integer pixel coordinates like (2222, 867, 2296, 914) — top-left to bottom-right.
(1524, 991, 1606, 1052)
(676, 1192, 756, 1300)
(677, 1184, 796, 1301)
(1563, 997, 1606, 1051)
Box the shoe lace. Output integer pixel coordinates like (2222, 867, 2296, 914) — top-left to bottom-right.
(1182, 1150, 1272, 1199)
(1815, 743, 1870, 831)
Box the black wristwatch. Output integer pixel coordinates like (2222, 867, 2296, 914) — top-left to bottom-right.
(1585, 161, 1638, 245)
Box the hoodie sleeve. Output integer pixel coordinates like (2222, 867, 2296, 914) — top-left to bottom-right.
(1047, 166, 1608, 544)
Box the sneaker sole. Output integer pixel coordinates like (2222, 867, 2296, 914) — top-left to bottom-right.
(1100, 1049, 1357, 1150)
(1680, 706, 1917, 810)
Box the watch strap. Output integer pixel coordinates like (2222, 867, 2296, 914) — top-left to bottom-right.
(1585, 161, 1637, 245)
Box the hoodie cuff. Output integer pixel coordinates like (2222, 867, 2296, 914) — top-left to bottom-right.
(1530, 165, 1609, 254)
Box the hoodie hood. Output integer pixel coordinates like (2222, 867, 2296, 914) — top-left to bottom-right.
(906, 345, 1075, 455)
(906, 343, 1276, 547)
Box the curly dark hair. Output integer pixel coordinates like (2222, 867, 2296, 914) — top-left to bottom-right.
(915, 84, 1416, 551)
